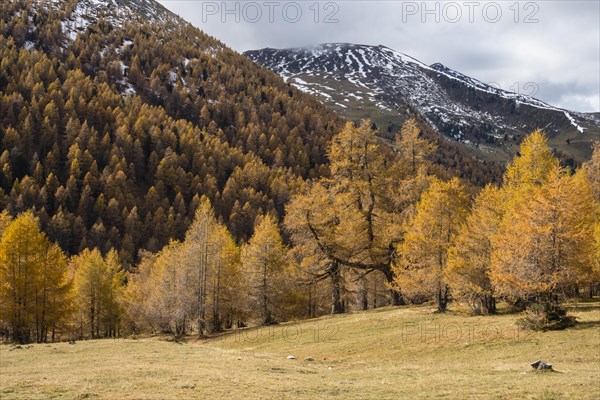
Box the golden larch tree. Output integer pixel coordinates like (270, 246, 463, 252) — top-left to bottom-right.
(393, 178, 469, 312)
(446, 185, 502, 314)
(491, 166, 596, 328)
(0, 212, 72, 343)
(71, 248, 126, 339)
(243, 214, 289, 325)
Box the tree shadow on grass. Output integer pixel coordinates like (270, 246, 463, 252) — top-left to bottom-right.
(565, 304, 600, 312)
(569, 319, 600, 331)
(564, 297, 600, 313)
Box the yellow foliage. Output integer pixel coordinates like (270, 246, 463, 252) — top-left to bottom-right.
(491, 165, 597, 300)
(394, 177, 469, 311)
(242, 214, 291, 324)
(446, 185, 502, 314)
(70, 248, 126, 339)
(504, 129, 559, 190)
(0, 212, 72, 343)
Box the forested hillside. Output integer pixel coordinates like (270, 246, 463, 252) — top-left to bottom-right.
(1, 120, 598, 343)
(0, 0, 343, 261)
(0, 0, 509, 267)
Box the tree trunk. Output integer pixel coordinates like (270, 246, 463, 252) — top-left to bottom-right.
(330, 262, 345, 314)
(212, 254, 222, 333)
(262, 259, 273, 325)
(90, 299, 95, 339)
(482, 294, 496, 315)
(373, 276, 378, 309)
(383, 268, 405, 306)
(198, 236, 208, 338)
(437, 285, 448, 312)
(358, 276, 368, 311)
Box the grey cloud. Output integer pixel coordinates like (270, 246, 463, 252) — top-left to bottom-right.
(159, 1, 599, 112)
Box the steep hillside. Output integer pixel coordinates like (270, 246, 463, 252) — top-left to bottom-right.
(245, 43, 600, 164)
(0, 0, 343, 261)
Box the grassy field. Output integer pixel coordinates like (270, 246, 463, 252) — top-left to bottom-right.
(1, 300, 599, 399)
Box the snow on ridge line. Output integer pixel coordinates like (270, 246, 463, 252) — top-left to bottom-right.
(564, 112, 585, 133)
(251, 43, 592, 132)
(371, 47, 543, 110)
(421, 61, 585, 119)
(281, 43, 578, 116)
(401, 56, 560, 112)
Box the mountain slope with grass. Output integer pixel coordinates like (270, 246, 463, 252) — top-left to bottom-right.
(0, 0, 344, 260)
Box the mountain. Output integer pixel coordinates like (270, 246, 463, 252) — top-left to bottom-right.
(244, 43, 600, 163)
(0, 0, 344, 260)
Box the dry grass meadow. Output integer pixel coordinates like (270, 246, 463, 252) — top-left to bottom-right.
(1, 300, 599, 399)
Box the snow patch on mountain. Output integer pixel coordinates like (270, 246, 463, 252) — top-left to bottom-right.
(38, 0, 180, 46)
(245, 43, 598, 147)
(564, 112, 585, 133)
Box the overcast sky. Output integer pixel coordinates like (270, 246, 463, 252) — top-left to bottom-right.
(157, 1, 600, 112)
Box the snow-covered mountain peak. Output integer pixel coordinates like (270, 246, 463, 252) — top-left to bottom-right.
(245, 43, 599, 162)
